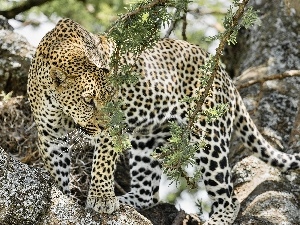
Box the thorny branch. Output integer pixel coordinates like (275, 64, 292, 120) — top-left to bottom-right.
(107, 0, 168, 35)
(187, 0, 250, 129)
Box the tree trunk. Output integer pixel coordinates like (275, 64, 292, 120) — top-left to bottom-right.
(223, 0, 300, 224)
(223, 0, 300, 78)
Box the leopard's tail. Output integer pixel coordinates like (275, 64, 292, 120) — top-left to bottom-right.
(233, 90, 300, 171)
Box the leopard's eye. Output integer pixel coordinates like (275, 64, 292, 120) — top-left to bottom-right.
(82, 96, 95, 107)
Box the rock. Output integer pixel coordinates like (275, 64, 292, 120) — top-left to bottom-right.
(0, 16, 35, 96)
(232, 156, 300, 225)
(222, 0, 300, 78)
(228, 67, 300, 224)
(0, 148, 52, 225)
(0, 148, 152, 225)
(0, 16, 13, 30)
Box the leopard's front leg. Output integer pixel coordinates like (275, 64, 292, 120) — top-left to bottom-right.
(86, 131, 120, 214)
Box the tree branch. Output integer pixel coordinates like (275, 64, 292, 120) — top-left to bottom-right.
(0, 0, 53, 19)
(188, 8, 227, 17)
(181, 11, 187, 41)
(164, 8, 181, 38)
(236, 70, 300, 90)
(107, 0, 168, 35)
(188, 0, 250, 128)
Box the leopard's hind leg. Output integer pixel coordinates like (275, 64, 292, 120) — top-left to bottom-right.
(193, 130, 240, 225)
(118, 128, 170, 209)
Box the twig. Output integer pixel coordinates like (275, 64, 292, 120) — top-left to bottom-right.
(114, 180, 127, 195)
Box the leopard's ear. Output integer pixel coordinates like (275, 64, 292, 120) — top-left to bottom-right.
(49, 67, 67, 88)
(82, 34, 115, 71)
(52, 19, 113, 71)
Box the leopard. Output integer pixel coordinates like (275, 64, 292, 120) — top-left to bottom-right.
(27, 18, 300, 224)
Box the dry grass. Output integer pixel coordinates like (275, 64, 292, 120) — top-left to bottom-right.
(0, 96, 39, 164)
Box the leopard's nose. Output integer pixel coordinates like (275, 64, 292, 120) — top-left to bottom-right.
(75, 123, 102, 136)
(75, 123, 90, 135)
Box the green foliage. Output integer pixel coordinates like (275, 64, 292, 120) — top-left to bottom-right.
(101, 101, 130, 152)
(105, 0, 198, 154)
(107, 1, 170, 54)
(203, 103, 228, 122)
(203, 3, 258, 45)
(102, 0, 258, 184)
(152, 122, 205, 186)
(199, 56, 214, 86)
(222, 4, 258, 45)
(108, 64, 140, 87)
(0, 91, 13, 102)
(103, 0, 189, 153)
(107, 0, 171, 87)
(241, 6, 260, 29)
(107, 0, 192, 88)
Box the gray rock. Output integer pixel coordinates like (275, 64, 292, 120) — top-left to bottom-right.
(232, 156, 300, 225)
(0, 16, 35, 96)
(0, 16, 13, 30)
(0, 148, 152, 225)
(0, 148, 52, 225)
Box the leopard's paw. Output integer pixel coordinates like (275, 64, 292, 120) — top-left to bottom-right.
(86, 195, 119, 214)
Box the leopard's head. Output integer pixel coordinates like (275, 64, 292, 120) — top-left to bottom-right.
(46, 19, 115, 135)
